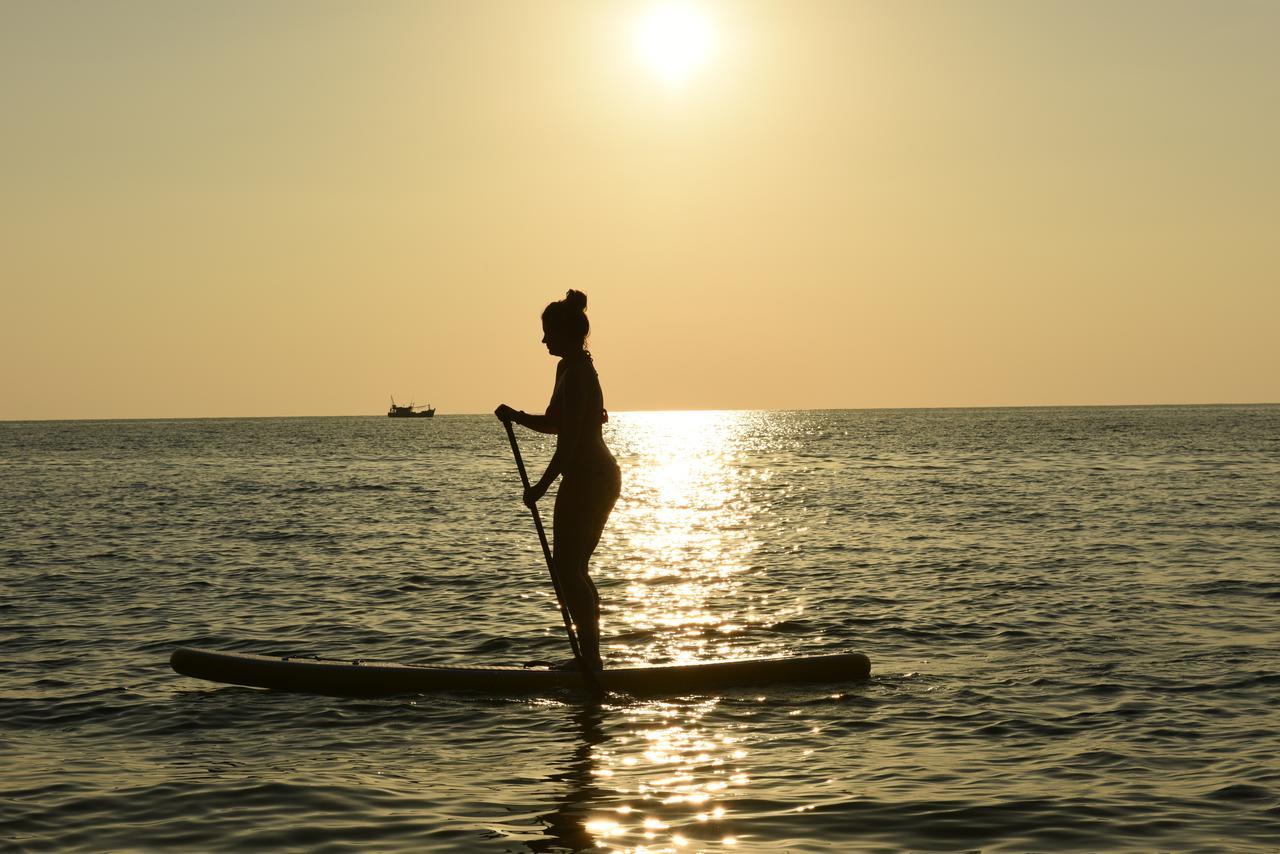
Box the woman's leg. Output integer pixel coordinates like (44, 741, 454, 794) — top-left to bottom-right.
(553, 498, 605, 669)
(553, 469, 620, 669)
(554, 549, 602, 669)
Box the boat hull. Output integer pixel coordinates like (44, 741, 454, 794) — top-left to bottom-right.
(171, 647, 870, 697)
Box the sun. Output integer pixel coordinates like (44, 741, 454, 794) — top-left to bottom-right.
(632, 3, 716, 87)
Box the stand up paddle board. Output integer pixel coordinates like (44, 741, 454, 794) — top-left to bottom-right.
(171, 647, 871, 697)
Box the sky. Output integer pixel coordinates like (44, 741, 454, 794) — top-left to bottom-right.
(3, 0, 1277, 420)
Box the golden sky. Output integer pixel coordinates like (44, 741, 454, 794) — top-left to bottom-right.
(3, 1, 1277, 420)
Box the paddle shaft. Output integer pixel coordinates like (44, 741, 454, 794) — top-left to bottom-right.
(503, 420, 599, 689)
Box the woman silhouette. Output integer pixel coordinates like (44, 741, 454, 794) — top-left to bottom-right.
(496, 290, 620, 671)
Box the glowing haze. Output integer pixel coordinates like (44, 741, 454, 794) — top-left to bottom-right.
(633, 3, 717, 87)
(2, 1, 1277, 420)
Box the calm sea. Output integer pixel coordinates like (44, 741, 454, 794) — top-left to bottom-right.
(3, 407, 1279, 852)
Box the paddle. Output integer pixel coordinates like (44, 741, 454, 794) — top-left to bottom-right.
(502, 420, 602, 693)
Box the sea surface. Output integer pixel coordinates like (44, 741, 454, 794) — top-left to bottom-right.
(3, 407, 1279, 852)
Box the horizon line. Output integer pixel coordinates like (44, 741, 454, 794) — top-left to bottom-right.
(4, 401, 1278, 424)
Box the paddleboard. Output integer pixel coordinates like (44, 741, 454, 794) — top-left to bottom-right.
(170, 647, 871, 697)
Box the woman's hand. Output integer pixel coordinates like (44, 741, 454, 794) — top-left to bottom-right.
(495, 404, 519, 424)
(524, 480, 549, 508)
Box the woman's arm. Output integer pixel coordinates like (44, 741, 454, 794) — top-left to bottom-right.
(494, 404, 559, 434)
(527, 365, 589, 502)
(496, 361, 567, 435)
(517, 410, 559, 434)
(516, 407, 605, 433)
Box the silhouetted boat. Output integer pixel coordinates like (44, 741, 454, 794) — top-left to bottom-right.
(387, 397, 435, 418)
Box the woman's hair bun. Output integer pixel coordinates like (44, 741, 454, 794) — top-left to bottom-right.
(542, 289, 591, 343)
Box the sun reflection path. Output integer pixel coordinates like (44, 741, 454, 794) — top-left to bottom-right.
(584, 699, 751, 853)
(547, 412, 839, 853)
(601, 411, 801, 667)
(539, 687, 850, 854)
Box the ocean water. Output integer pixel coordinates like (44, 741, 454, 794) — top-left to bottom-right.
(2, 407, 1279, 852)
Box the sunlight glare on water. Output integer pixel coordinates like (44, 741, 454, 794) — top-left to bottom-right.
(577, 411, 817, 851)
(607, 412, 786, 668)
(571, 699, 755, 853)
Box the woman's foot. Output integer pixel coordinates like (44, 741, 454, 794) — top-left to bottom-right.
(550, 657, 603, 672)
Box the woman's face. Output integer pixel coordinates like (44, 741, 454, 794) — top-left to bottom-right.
(541, 321, 569, 357)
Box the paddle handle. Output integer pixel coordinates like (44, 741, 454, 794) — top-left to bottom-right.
(503, 419, 599, 689)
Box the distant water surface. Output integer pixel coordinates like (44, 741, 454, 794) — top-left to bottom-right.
(2, 407, 1279, 852)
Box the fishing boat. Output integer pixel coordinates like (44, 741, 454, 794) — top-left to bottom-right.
(387, 397, 435, 418)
